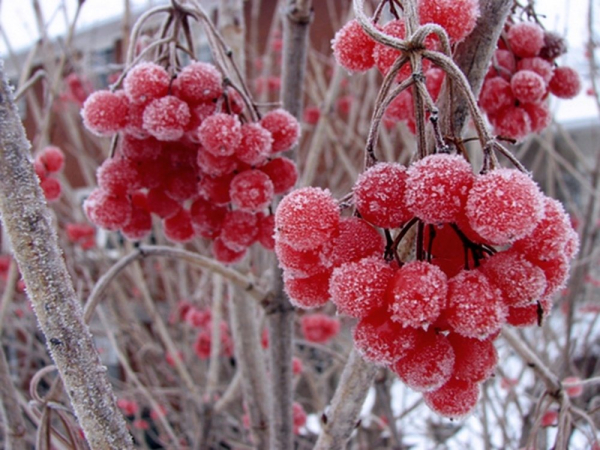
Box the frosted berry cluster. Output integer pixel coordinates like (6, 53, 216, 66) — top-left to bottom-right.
(34, 145, 65, 202)
(479, 22, 581, 141)
(81, 61, 299, 263)
(274, 153, 579, 418)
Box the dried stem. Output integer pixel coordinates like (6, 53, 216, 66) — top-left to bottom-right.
(0, 344, 27, 450)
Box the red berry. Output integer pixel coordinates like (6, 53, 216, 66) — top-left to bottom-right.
(66, 223, 95, 242)
(549, 66, 581, 99)
(219, 210, 259, 251)
(354, 162, 411, 228)
(198, 173, 234, 206)
(185, 102, 218, 143)
(120, 135, 162, 161)
(172, 61, 223, 104)
(198, 113, 242, 157)
(507, 22, 545, 58)
(425, 67, 445, 101)
(190, 197, 227, 239)
(235, 123, 273, 165)
(257, 213, 276, 250)
(300, 313, 340, 343)
(40, 177, 62, 202)
(122, 204, 152, 241)
(123, 62, 170, 105)
(147, 188, 181, 219)
(418, 0, 480, 43)
(143, 95, 191, 141)
(490, 49, 516, 79)
(81, 90, 129, 136)
(522, 102, 552, 133)
(479, 77, 515, 115)
(292, 402, 307, 434)
(163, 208, 195, 243)
(490, 105, 532, 142)
(325, 216, 385, 268)
(259, 157, 298, 194)
(540, 410, 558, 427)
(448, 333, 498, 383)
(423, 377, 479, 418)
(275, 241, 332, 277)
(534, 256, 570, 298)
(196, 147, 238, 177)
(539, 31, 568, 60)
(517, 57, 554, 84)
(331, 19, 376, 72)
(97, 156, 141, 195)
(283, 270, 332, 309)
(275, 187, 340, 251)
(562, 376, 583, 398)
(84, 188, 132, 231)
(506, 296, 552, 327)
(260, 109, 301, 153)
(229, 169, 274, 212)
(164, 167, 199, 202)
(213, 237, 247, 264)
(511, 70, 546, 103)
(372, 20, 407, 79)
(40, 146, 65, 173)
(303, 106, 320, 125)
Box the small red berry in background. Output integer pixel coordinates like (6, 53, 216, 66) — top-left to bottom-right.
(300, 313, 340, 344)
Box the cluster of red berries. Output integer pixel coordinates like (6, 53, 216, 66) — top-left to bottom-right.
(274, 152, 578, 418)
(34, 145, 65, 202)
(65, 223, 96, 249)
(80, 60, 300, 263)
(479, 21, 581, 141)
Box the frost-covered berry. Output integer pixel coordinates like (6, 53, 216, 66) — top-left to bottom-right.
(197, 148, 238, 177)
(275, 187, 340, 251)
(535, 256, 570, 298)
(517, 57, 554, 84)
(190, 197, 227, 239)
(143, 95, 191, 141)
(164, 167, 199, 202)
(448, 334, 497, 383)
(418, 0, 480, 43)
(81, 90, 129, 136)
(257, 213, 276, 250)
(511, 70, 546, 103)
(331, 19, 376, 72)
(466, 168, 544, 244)
(220, 210, 259, 251)
(507, 22, 545, 58)
(259, 157, 298, 194)
(172, 61, 223, 104)
(354, 162, 411, 228)
(122, 204, 152, 241)
(198, 173, 234, 205)
(392, 330, 455, 392)
(260, 109, 301, 153)
(213, 237, 247, 264)
(41, 177, 62, 202)
(386, 261, 448, 328)
(97, 156, 141, 195)
(147, 188, 181, 219)
(229, 170, 274, 212)
(84, 188, 132, 231)
(330, 256, 393, 318)
(539, 31, 568, 60)
(39, 146, 65, 173)
(325, 216, 385, 268)
(491, 49, 516, 79)
(120, 134, 162, 161)
(275, 241, 331, 277)
(372, 20, 407, 78)
(301, 313, 340, 343)
(235, 123, 273, 165)
(405, 154, 474, 224)
(123, 62, 170, 105)
(549, 66, 581, 99)
(198, 113, 242, 157)
(490, 105, 532, 142)
(522, 102, 552, 133)
(445, 269, 507, 339)
(283, 270, 332, 309)
(425, 67, 445, 101)
(163, 208, 195, 243)
(479, 77, 515, 115)
(506, 296, 552, 327)
(423, 377, 479, 418)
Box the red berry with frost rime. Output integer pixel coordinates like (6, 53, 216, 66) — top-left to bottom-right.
(186, 103, 217, 143)
(303, 106, 320, 125)
(425, 67, 445, 101)
(384, 89, 414, 124)
(354, 162, 411, 228)
(539, 31, 568, 60)
(423, 378, 479, 418)
(330, 256, 393, 318)
(84, 189, 132, 231)
(490, 105, 532, 142)
(198, 113, 242, 157)
(229, 170, 274, 212)
(418, 0, 480, 43)
(190, 197, 227, 239)
(511, 70, 546, 103)
(66, 223, 95, 242)
(354, 312, 420, 365)
(260, 109, 301, 153)
(292, 355, 303, 374)
(446, 269, 507, 339)
(198, 173, 234, 205)
(40, 146, 65, 173)
(535, 256, 570, 297)
(123, 62, 170, 105)
(490, 49, 516, 79)
(41, 177, 61, 201)
(392, 329, 455, 392)
(235, 123, 272, 165)
(213, 237, 246, 264)
(325, 217, 385, 268)
(405, 154, 474, 224)
(424, 224, 476, 278)
(164, 167, 199, 202)
(81, 90, 129, 136)
(517, 57, 554, 84)
(283, 270, 332, 309)
(522, 102, 552, 133)
(197, 147, 238, 177)
(34, 159, 47, 181)
(562, 376, 584, 398)
(507, 22, 545, 58)
(147, 188, 181, 219)
(480, 250, 546, 307)
(292, 402, 307, 434)
(125, 101, 148, 138)
(549, 66, 581, 99)
(448, 334, 498, 383)
(143, 96, 190, 141)
(259, 157, 298, 194)
(506, 297, 552, 327)
(257, 213, 276, 250)
(275, 187, 340, 251)
(164, 208, 195, 243)
(331, 19, 376, 72)
(466, 168, 544, 245)
(97, 156, 141, 195)
(121, 135, 162, 161)
(226, 87, 245, 115)
(386, 261, 448, 328)
(301, 313, 340, 343)
(275, 241, 331, 277)
(220, 210, 259, 251)
(172, 61, 223, 104)
(479, 77, 514, 115)
(122, 205, 152, 240)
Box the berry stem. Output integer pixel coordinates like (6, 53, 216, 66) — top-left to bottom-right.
(391, 217, 419, 265)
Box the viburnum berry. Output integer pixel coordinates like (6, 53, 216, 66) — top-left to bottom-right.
(303, 106, 320, 125)
(190, 197, 227, 239)
(353, 311, 420, 365)
(122, 204, 152, 241)
(198, 113, 242, 157)
(143, 95, 191, 141)
(490, 49, 516, 79)
(386, 261, 448, 328)
(424, 224, 476, 278)
(300, 313, 340, 343)
(97, 156, 141, 195)
(84, 188, 132, 231)
(275, 241, 331, 277)
(260, 108, 301, 153)
(425, 67, 445, 101)
(125, 101, 148, 138)
(562, 376, 584, 398)
(275, 187, 340, 251)
(489, 105, 532, 142)
(329, 256, 394, 318)
(325, 216, 385, 268)
(372, 20, 408, 78)
(405, 153, 474, 224)
(235, 123, 273, 166)
(147, 188, 181, 219)
(331, 19, 376, 72)
(292, 402, 307, 434)
(219, 210, 259, 251)
(197, 148, 238, 177)
(418, 0, 480, 43)
(511, 70, 546, 103)
(423, 377, 479, 418)
(40, 177, 62, 202)
(392, 329, 455, 392)
(66, 223, 95, 243)
(522, 102, 552, 133)
(466, 168, 544, 245)
(172, 61, 223, 104)
(353, 162, 411, 228)
(39, 146, 65, 173)
(229, 170, 274, 212)
(186, 102, 218, 143)
(283, 270, 332, 309)
(256, 213, 276, 250)
(448, 333, 498, 383)
(535, 256, 570, 298)
(540, 409, 559, 427)
(81, 90, 129, 136)
(506, 296, 552, 327)
(292, 356, 303, 375)
(198, 173, 235, 206)
(120, 134, 162, 161)
(259, 157, 298, 194)
(445, 269, 507, 339)
(212, 237, 247, 264)
(123, 62, 170, 105)
(507, 22, 545, 58)
(479, 77, 515, 115)
(517, 57, 554, 84)
(163, 208, 195, 243)
(539, 31, 568, 60)
(163, 167, 199, 202)
(549, 66, 582, 99)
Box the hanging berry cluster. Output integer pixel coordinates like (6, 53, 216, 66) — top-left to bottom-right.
(81, 60, 300, 263)
(479, 21, 581, 141)
(34, 145, 65, 203)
